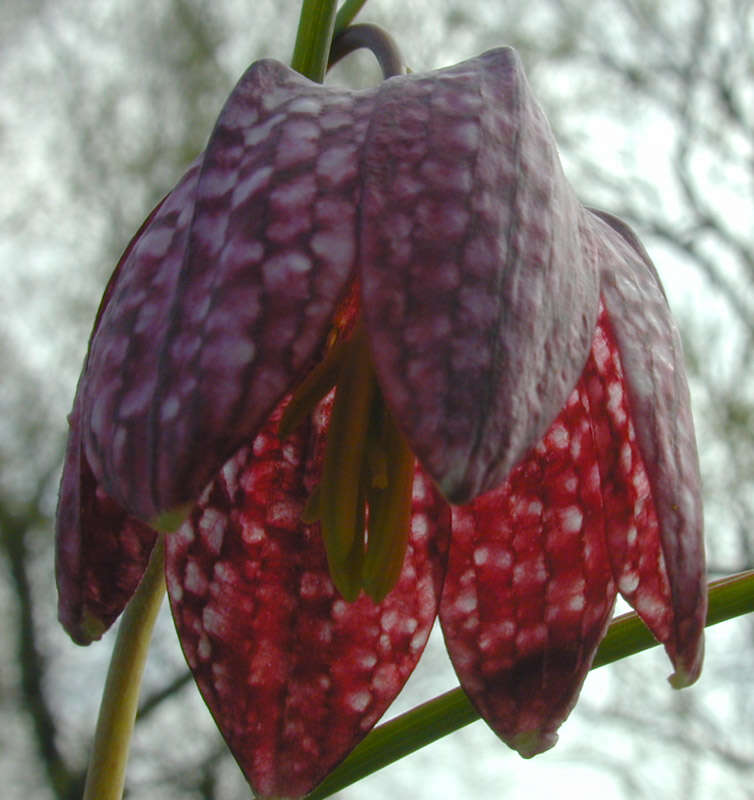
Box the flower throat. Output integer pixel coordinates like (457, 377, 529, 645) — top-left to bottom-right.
(279, 322, 415, 603)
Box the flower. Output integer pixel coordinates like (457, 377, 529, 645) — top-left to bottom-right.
(56, 48, 706, 798)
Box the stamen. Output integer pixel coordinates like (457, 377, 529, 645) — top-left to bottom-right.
(365, 417, 389, 489)
(317, 324, 377, 591)
(278, 333, 351, 439)
(283, 320, 417, 603)
(362, 410, 414, 602)
(323, 482, 366, 603)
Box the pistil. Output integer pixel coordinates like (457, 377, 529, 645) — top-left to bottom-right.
(281, 323, 415, 602)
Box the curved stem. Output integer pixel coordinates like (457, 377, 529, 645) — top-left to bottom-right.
(306, 570, 754, 799)
(83, 536, 166, 800)
(328, 23, 405, 78)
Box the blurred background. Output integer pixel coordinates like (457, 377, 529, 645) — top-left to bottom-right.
(1, 0, 753, 797)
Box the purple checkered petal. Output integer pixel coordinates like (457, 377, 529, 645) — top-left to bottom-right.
(81, 62, 379, 521)
(588, 209, 706, 685)
(146, 61, 377, 519)
(81, 160, 202, 520)
(360, 48, 601, 504)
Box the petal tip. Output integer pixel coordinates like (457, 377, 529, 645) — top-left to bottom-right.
(667, 670, 691, 690)
(667, 641, 704, 689)
(60, 607, 107, 646)
(79, 610, 108, 644)
(509, 729, 558, 759)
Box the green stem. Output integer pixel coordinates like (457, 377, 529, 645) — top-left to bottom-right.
(306, 570, 754, 799)
(333, 0, 369, 34)
(83, 537, 166, 800)
(290, 0, 339, 82)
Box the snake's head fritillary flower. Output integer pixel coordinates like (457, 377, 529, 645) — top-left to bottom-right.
(56, 46, 706, 798)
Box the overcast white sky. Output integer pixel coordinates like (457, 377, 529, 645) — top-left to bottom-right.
(1, 2, 753, 799)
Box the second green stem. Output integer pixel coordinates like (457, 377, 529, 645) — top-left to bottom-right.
(83, 536, 166, 800)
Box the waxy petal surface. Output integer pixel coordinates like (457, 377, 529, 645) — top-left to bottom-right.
(151, 62, 378, 522)
(166, 396, 450, 799)
(441, 300, 700, 753)
(590, 210, 706, 684)
(80, 62, 379, 522)
(440, 318, 617, 754)
(56, 393, 157, 644)
(361, 48, 600, 505)
(81, 160, 202, 521)
(56, 180, 185, 643)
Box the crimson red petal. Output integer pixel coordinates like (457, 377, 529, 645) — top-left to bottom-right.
(165, 397, 449, 799)
(361, 47, 600, 505)
(590, 211, 706, 685)
(440, 349, 617, 755)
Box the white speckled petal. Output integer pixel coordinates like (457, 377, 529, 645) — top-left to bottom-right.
(440, 319, 617, 757)
(589, 209, 706, 685)
(166, 397, 449, 799)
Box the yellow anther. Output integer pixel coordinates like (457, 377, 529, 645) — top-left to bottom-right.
(323, 483, 366, 603)
(316, 324, 376, 593)
(365, 434, 389, 490)
(362, 410, 414, 602)
(282, 321, 416, 603)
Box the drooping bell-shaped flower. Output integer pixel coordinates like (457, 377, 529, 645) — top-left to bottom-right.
(56, 45, 706, 798)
